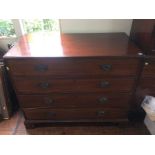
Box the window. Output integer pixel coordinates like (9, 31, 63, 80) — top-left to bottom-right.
(0, 19, 60, 38)
(22, 19, 59, 34)
(0, 19, 16, 37)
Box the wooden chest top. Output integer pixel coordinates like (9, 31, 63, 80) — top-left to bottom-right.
(4, 32, 141, 58)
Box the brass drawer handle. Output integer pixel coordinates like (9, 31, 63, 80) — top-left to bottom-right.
(99, 97, 108, 103)
(35, 64, 48, 72)
(145, 62, 149, 66)
(97, 111, 105, 116)
(100, 64, 112, 71)
(100, 81, 109, 88)
(38, 82, 50, 89)
(44, 97, 54, 105)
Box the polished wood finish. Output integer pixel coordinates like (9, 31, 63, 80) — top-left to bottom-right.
(6, 58, 139, 77)
(18, 93, 131, 108)
(139, 57, 155, 96)
(4, 33, 140, 58)
(130, 19, 155, 55)
(141, 58, 155, 77)
(13, 77, 135, 94)
(3, 33, 142, 128)
(23, 108, 128, 120)
(140, 78, 155, 91)
(134, 61, 155, 114)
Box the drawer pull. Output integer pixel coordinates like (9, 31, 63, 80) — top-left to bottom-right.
(99, 97, 108, 103)
(35, 64, 48, 72)
(44, 97, 54, 105)
(38, 82, 50, 89)
(97, 111, 105, 116)
(6, 66, 10, 71)
(145, 62, 149, 66)
(100, 64, 112, 71)
(100, 81, 109, 88)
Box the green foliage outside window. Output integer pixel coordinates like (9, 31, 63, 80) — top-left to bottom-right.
(0, 20, 16, 37)
(23, 19, 59, 33)
(0, 19, 59, 37)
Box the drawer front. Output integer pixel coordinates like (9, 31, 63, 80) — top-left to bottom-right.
(18, 93, 131, 108)
(142, 59, 155, 77)
(23, 108, 128, 120)
(140, 78, 155, 90)
(6, 58, 139, 77)
(14, 78, 135, 94)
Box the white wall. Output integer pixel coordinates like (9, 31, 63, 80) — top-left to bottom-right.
(60, 19, 133, 35)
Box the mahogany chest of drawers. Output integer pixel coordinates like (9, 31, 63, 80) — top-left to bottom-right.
(3, 33, 142, 128)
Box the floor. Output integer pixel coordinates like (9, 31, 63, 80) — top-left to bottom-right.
(0, 111, 150, 135)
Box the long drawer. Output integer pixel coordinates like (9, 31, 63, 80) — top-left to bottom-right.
(14, 78, 135, 94)
(6, 58, 139, 77)
(23, 108, 128, 120)
(18, 93, 131, 108)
